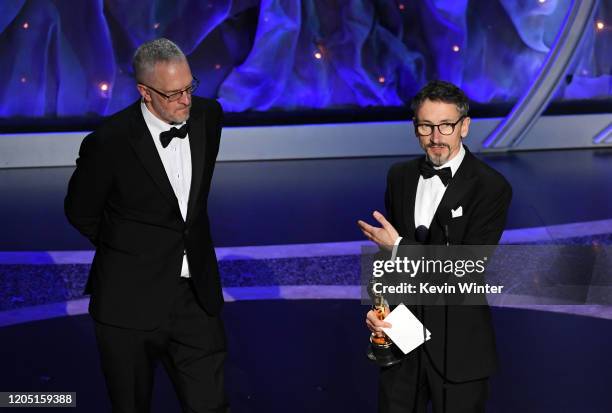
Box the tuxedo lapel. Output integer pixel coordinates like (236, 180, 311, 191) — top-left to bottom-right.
(402, 160, 421, 241)
(127, 103, 181, 216)
(186, 110, 207, 224)
(433, 146, 478, 230)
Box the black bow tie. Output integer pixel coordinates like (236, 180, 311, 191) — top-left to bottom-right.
(419, 159, 452, 186)
(159, 124, 188, 148)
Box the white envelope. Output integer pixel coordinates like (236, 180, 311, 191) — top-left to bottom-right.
(451, 206, 463, 218)
(382, 304, 431, 355)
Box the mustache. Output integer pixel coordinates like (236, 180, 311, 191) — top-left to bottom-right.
(426, 143, 450, 150)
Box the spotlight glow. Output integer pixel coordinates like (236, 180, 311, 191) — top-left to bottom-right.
(22, 22, 29, 29)
(378, 76, 386, 84)
(452, 45, 460, 52)
(20, 77, 27, 83)
(398, 3, 405, 10)
(538, 0, 546, 4)
(153, 23, 160, 29)
(314, 51, 322, 60)
(596, 21, 605, 31)
(99, 82, 109, 92)
(214, 64, 222, 70)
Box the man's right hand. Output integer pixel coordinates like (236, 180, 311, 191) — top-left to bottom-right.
(366, 307, 392, 336)
(357, 211, 400, 251)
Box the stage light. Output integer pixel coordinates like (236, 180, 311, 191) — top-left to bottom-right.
(538, 0, 546, 4)
(452, 45, 460, 52)
(398, 3, 405, 10)
(378, 76, 386, 84)
(595, 21, 605, 31)
(314, 51, 322, 60)
(20, 77, 27, 83)
(214, 64, 221, 70)
(153, 23, 160, 29)
(99, 82, 109, 92)
(22, 22, 29, 29)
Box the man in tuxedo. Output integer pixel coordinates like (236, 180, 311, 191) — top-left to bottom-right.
(65, 38, 228, 412)
(359, 80, 512, 413)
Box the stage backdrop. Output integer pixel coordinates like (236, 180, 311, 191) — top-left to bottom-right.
(0, 0, 610, 123)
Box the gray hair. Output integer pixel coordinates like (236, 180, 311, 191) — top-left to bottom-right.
(132, 38, 186, 83)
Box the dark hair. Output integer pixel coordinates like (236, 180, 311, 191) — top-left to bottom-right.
(410, 80, 469, 118)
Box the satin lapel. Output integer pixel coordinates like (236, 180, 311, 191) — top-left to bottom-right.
(402, 159, 421, 241)
(127, 104, 181, 214)
(434, 148, 478, 229)
(186, 111, 206, 223)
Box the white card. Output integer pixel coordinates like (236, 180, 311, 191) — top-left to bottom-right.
(382, 303, 431, 355)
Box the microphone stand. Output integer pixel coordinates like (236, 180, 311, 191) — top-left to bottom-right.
(443, 224, 450, 413)
(412, 225, 429, 413)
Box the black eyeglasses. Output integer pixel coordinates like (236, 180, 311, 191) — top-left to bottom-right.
(141, 77, 200, 102)
(414, 116, 465, 136)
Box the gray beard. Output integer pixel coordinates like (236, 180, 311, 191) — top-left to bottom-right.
(426, 153, 447, 167)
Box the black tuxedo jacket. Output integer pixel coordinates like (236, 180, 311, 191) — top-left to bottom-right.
(385, 145, 512, 382)
(65, 97, 223, 330)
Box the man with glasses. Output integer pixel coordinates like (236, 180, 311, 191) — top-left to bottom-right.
(65, 38, 227, 412)
(359, 80, 512, 412)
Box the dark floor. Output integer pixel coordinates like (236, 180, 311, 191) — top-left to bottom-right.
(1, 148, 611, 251)
(1, 301, 611, 413)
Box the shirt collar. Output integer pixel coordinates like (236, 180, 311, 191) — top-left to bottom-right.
(140, 101, 186, 133)
(433, 144, 465, 177)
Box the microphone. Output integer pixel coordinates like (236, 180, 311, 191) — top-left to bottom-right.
(415, 225, 429, 243)
(444, 224, 450, 247)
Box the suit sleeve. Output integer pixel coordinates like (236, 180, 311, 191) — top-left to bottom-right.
(463, 178, 512, 245)
(384, 166, 415, 255)
(387, 166, 419, 247)
(384, 164, 404, 231)
(64, 132, 113, 246)
(214, 100, 223, 158)
(216, 100, 223, 138)
(384, 172, 395, 228)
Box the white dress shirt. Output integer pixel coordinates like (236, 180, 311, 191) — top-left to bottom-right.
(393, 145, 466, 248)
(141, 102, 192, 278)
(414, 144, 465, 229)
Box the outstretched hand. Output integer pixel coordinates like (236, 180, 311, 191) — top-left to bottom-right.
(357, 211, 399, 251)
